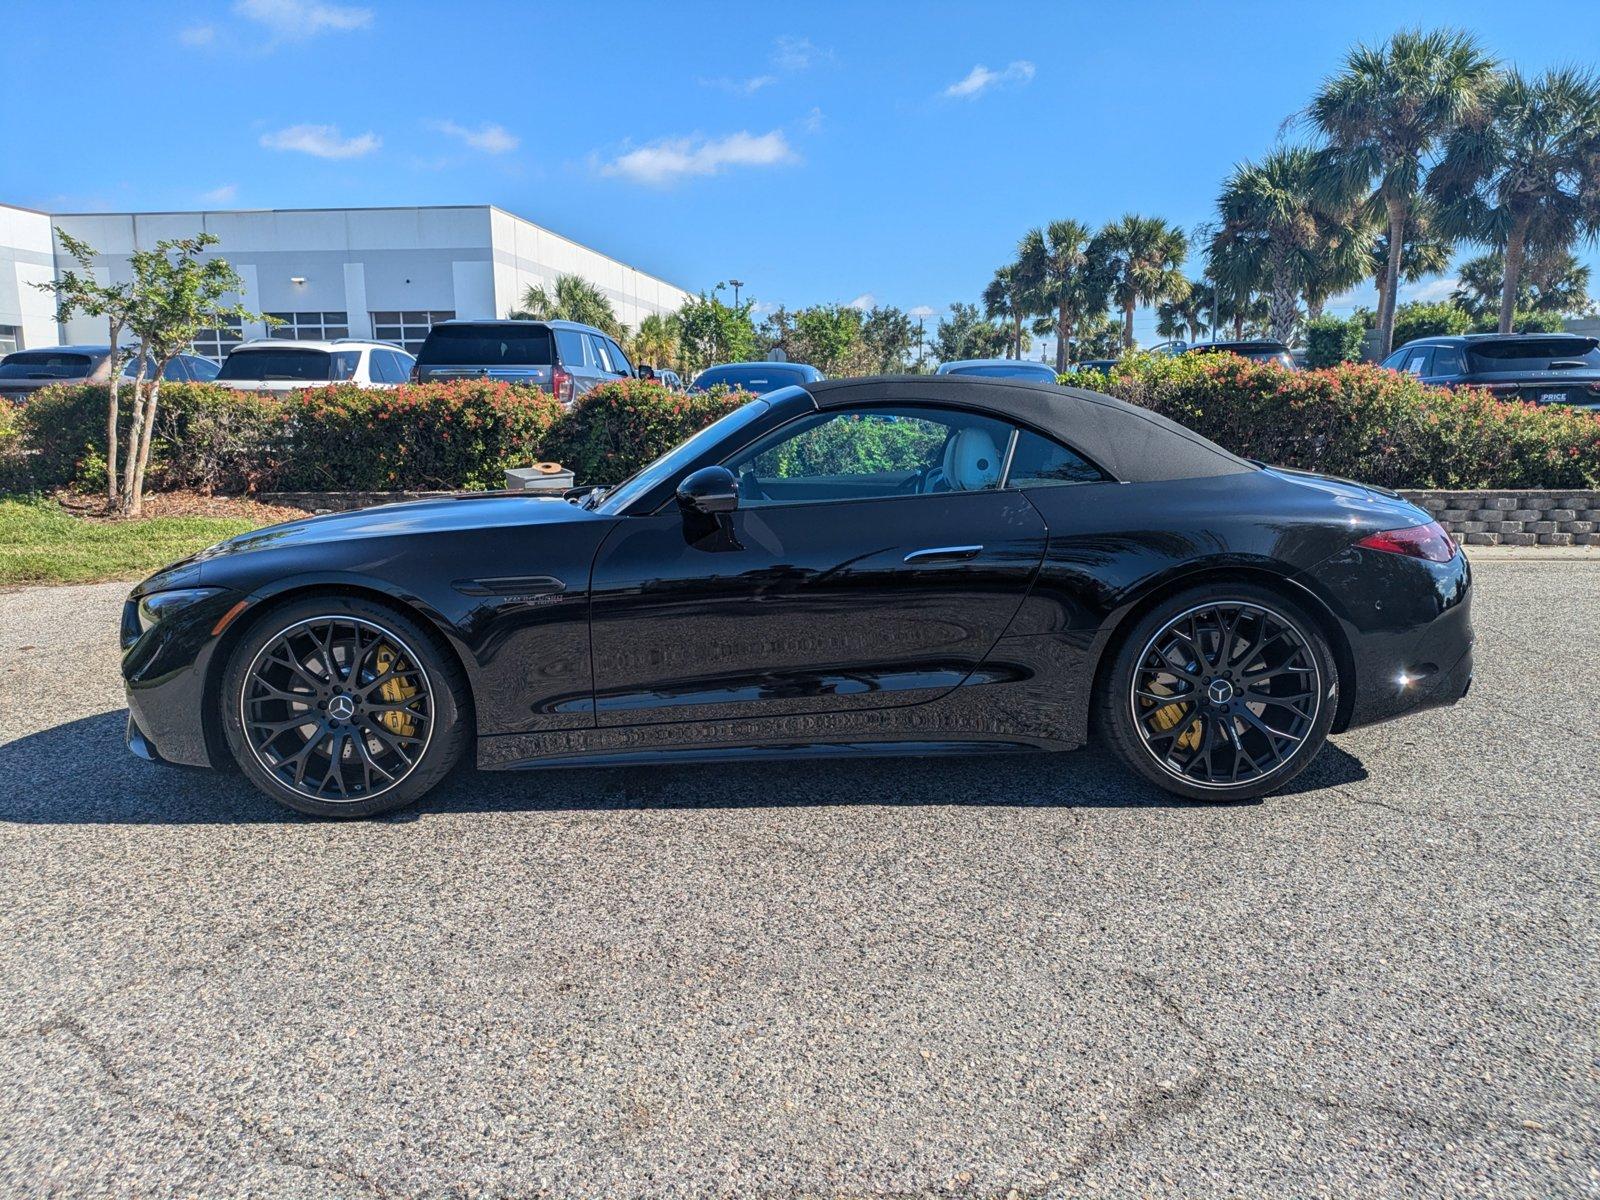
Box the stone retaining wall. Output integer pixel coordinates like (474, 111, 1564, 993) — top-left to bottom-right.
(1401, 490, 1600, 547)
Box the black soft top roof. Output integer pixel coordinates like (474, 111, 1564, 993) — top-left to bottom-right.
(802, 375, 1252, 483)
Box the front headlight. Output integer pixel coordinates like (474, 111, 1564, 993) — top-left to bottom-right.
(134, 587, 225, 636)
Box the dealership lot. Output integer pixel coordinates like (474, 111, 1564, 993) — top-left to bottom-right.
(0, 561, 1595, 1197)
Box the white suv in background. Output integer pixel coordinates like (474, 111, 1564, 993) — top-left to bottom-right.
(214, 339, 416, 393)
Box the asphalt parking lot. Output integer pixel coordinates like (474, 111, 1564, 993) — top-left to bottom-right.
(1, 559, 1596, 1198)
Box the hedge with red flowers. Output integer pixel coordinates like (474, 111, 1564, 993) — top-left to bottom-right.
(9, 378, 748, 493)
(1065, 353, 1600, 490)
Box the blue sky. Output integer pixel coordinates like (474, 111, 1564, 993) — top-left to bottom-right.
(4, 0, 1598, 349)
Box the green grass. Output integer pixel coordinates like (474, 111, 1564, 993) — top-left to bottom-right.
(0, 498, 261, 586)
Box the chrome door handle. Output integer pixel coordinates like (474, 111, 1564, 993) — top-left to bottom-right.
(904, 545, 983, 564)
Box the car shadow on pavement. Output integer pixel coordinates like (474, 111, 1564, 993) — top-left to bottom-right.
(0, 711, 1369, 825)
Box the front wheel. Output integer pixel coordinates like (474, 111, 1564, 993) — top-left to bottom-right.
(220, 596, 470, 818)
(1097, 585, 1337, 802)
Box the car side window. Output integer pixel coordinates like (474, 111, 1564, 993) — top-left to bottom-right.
(1006, 428, 1107, 487)
(331, 351, 361, 381)
(161, 358, 191, 382)
(723, 405, 1012, 507)
(1430, 346, 1464, 375)
(1380, 349, 1409, 371)
(1404, 349, 1433, 376)
(554, 329, 587, 367)
(187, 356, 220, 380)
(587, 334, 614, 372)
(606, 338, 633, 376)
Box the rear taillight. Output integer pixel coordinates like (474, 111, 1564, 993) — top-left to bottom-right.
(1586, 382, 1600, 396)
(408, 362, 419, 383)
(1484, 382, 1519, 395)
(551, 366, 574, 405)
(1357, 521, 1458, 563)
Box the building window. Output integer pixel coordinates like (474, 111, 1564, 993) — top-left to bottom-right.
(0, 325, 21, 355)
(370, 310, 454, 353)
(191, 315, 243, 362)
(265, 311, 350, 341)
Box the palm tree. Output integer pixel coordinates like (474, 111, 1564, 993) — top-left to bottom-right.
(632, 312, 681, 370)
(513, 274, 625, 339)
(1367, 202, 1454, 323)
(1453, 246, 1593, 321)
(982, 265, 1028, 359)
(1156, 285, 1208, 343)
(1098, 214, 1189, 349)
(1017, 220, 1095, 371)
(1308, 28, 1499, 355)
(1215, 147, 1363, 343)
(1429, 67, 1600, 333)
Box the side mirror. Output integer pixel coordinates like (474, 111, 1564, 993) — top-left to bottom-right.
(677, 465, 739, 515)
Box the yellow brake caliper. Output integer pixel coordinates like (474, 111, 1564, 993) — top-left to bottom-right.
(373, 643, 419, 738)
(1142, 679, 1203, 752)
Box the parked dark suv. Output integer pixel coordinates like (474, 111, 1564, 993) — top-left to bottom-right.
(1380, 333, 1600, 409)
(412, 319, 634, 405)
(1184, 340, 1296, 369)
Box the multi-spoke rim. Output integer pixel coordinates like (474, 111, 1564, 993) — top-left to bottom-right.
(1130, 600, 1321, 791)
(240, 616, 434, 803)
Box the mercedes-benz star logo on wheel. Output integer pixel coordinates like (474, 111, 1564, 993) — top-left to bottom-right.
(1208, 679, 1234, 706)
(328, 695, 356, 721)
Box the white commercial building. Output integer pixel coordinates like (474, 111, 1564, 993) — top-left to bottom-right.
(0, 201, 691, 357)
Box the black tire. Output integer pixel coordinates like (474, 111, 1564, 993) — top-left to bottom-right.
(219, 595, 470, 818)
(1096, 583, 1338, 802)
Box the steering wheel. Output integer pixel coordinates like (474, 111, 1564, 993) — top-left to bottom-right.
(919, 465, 948, 494)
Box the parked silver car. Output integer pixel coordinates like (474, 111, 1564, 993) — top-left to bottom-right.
(214, 339, 416, 393)
(0, 345, 218, 402)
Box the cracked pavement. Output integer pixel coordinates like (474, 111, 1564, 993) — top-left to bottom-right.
(0, 560, 1596, 1197)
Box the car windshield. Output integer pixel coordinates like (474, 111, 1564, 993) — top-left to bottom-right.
(218, 348, 337, 381)
(0, 351, 95, 379)
(948, 363, 1057, 379)
(418, 324, 553, 366)
(1466, 337, 1600, 372)
(591, 398, 772, 515)
(693, 365, 806, 393)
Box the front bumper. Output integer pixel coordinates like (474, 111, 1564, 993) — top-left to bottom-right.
(122, 588, 249, 769)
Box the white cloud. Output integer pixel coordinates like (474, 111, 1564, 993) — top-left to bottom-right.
(428, 120, 519, 154)
(200, 184, 238, 204)
(801, 106, 824, 133)
(599, 130, 798, 187)
(909, 305, 937, 319)
(698, 74, 777, 95)
(943, 60, 1036, 99)
(848, 293, 876, 310)
(260, 124, 380, 159)
(179, 24, 215, 45)
(233, 0, 372, 39)
(772, 35, 828, 71)
(1401, 276, 1461, 303)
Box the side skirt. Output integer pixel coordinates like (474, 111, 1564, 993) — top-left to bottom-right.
(481, 739, 1051, 772)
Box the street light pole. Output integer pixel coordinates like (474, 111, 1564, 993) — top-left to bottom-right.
(729, 279, 744, 309)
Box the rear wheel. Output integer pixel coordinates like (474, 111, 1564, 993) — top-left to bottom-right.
(220, 596, 470, 818)
(1097, 584, 1337, 801)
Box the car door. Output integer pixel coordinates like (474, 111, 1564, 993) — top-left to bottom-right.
(586, 404, 1049, 727)
(1425, 344, 1465, 386)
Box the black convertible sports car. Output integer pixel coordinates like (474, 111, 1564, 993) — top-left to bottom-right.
(122, 376, 1473, 817)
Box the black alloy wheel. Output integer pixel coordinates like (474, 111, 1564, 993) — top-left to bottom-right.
(1099, 584, 1336, 801)
(221, 596, 469, 817)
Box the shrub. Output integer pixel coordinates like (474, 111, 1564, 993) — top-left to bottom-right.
(1095, 352, 1600, 489)
(274, 381, 565, 491)
(540, 379, 753, 484)
(1303, 315, 1367, 368)
(0, 401, 30, 492)
(1392, 301, 1473, 347)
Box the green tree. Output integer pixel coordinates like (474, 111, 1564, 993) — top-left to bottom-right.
(121, 234, 257, 516)
(1453, 247, 1593, 320)
(1308, 27, 1499, 355)
(1430, 67, 1600, 333)
(631, 312, 682, 372)
(32, 230, 137, 506)
(1156, 285, 1209, 343)
(1367, 204, 1454, 323)
(1098, 214, 1190, 349)
(1017, 220, 1099, 371)
(860, 306, 918, 373)
(982, 264, 1030, 358)
(676, 285, 757, 373)
(934, 302, 1009, 362)
(513, 274, 624, 339)
(1391, 299, 1472, 346)
(792, 304, 872, 375)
